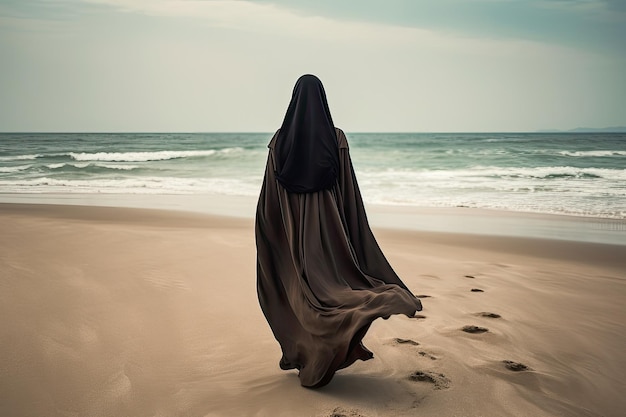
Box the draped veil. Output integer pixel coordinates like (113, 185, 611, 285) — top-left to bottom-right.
(255, 75, 421, 388)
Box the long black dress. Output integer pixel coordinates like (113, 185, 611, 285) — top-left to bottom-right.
(255, 127, 422, 388)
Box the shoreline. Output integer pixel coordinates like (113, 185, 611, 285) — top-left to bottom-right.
(1, 202, 624, 272)
(1, 193, 624, 245)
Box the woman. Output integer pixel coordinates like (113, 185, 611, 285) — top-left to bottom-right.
(255, 74, 422, 388)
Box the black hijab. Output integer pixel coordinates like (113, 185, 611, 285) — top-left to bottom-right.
(274, 74, 339, 193)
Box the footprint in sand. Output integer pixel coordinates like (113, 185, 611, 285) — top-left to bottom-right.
(415, 294, 432, 298)
(393, 339, 436, 359)
(461, 325, 489, 334)
(476, 312, 501, 318)
(418, 351, 437, 360)
(394, 338, 420, 346)
(464, 275, 476, 279)
(408, 371, 451, 389)
(329, 407, 366, 417)
(411, 314, 427, 320)
(470, 288, 484, 292)
(503, 360, 531, 371)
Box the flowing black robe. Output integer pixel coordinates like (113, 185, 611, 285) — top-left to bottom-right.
(255, 128, 422, 388)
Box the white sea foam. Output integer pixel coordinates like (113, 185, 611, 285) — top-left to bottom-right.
(0, 154, 42, 161)
(97, 163, 141, 170)
(68, 148, 243, 162)
(359, 166, 626, 181)
(46, 163, 66, 169)
(218, 147, 245, 154)
(0, 176, 262, 196)
(558, 150, 626, 157)
(485, 166, 626, 180)
(44, 162, 140, 170)
(0, 165, 32, 173)
(360, 185, 626, 219)
(357, 165, 626, 217)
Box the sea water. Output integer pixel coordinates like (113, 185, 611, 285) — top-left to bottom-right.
(1, 132, 625, 219)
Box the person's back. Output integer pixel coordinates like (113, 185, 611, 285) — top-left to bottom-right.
(255, 74, 422, 388)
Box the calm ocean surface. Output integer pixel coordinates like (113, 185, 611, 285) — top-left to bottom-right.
(1, 132, 625, 219)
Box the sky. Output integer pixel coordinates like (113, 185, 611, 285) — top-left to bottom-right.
(0, 0, 625, 132)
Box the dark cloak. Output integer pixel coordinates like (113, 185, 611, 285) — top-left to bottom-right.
(274, 74, 340, 193)
(255, 128, 422, 388)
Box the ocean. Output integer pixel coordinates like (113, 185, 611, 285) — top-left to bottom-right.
(1, 132, 625, 219)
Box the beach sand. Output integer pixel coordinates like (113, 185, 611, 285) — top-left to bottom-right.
(1, 203, 625, 417)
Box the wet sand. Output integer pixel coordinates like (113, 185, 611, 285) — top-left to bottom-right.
(1, 203, 625, 417)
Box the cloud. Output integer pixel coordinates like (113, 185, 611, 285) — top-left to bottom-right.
(604, 0, 626, 11)
(0, 0, 93, 20)
(2, 0, 621, 131)
(536, 0, 625, 13)
(241, 0, 626, 55)
(77, 0, 594, 56)
(80, 0, 334, 35)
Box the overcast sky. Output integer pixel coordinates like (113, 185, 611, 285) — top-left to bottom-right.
(1, 0, 625, 132)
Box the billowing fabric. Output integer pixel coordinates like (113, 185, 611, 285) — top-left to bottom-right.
(256, 127, 422, 388)
(274, 74, 339, 193)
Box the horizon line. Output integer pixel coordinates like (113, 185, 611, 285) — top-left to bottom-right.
(2, 128, 626, 134)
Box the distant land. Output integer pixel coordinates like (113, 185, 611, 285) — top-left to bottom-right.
(537, 126, 626, 133)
